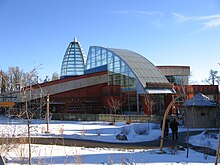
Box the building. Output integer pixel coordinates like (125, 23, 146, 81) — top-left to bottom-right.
(157, 66, 190, 85)
(84, 46, 175, 115)
(182, 93, 220, 128)
(3, 38, 218, 119)
(173, 85, 219, 113)
(157, 66, 219, 114)
(7, 38, 175, 116)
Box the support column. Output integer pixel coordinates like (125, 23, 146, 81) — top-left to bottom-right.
(136, 92, 139, 113)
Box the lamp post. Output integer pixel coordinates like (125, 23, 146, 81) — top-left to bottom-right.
(46, 94, 50, 133)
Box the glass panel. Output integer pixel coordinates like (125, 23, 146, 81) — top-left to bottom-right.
(91, 47, 95, 53)
(101, 50, 106, 60)
(91, 62, 95, 68)
(114, 55, 120, 63)
(97, 53, 101, 61)
(97, 61, 101, 66)
(114, 67, 120, 73)
(108, 52, 113, 64)
(109, 62, 113, 70)
(114, 80, 120, 85)
(91, 57, 95, 63)
(108, 74, 113, 81)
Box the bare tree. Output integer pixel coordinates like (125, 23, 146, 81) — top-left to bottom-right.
(203, 69, 220, 85)
(18, 67, 46, 165)
(144, 95, 153, 115)
(0, 70, 7, 94)
(0, 66, 39, 92)
(51, 72, 59, 81)
(107, 97, 121, 123)
(0, 66, 46, 164)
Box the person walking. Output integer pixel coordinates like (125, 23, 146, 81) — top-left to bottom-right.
(170, 118, 179, 140)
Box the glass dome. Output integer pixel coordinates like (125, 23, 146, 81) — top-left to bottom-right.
(60, 38, 85, 79)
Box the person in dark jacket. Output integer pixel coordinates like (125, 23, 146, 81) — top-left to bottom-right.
(160, 119, 170, 137)
(170, 118, 179, 140)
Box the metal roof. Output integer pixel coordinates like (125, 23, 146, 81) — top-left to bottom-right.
(183, 93, 219, 107)
(108, 48, 171, 90)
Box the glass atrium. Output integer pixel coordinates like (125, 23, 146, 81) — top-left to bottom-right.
(85, 46, 171, 94)
(60, 38, 85, 79)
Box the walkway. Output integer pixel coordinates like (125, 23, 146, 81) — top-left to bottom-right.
(0, 130, 217, 156)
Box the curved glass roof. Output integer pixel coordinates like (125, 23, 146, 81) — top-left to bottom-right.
(60, 38, 85, 79)
(85, 46, 172, 94)
(108, 48, 169, 86)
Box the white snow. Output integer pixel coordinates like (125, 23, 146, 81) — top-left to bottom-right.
(190, 130, 219, 151)
(0, 116, 219, 165)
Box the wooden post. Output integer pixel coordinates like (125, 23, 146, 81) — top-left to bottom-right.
(159, 95, 180, 152)
(0, 154, 5, 165)
(46, 94, 50, 133)
(215, 129, 220, 165)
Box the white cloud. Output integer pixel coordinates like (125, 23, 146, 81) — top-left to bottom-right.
(172, 12, 220, 29)
(112, 10, 164, 28)
(197, 14, 220, 20)
(114, 10, 163, 17)
(171, 12, 194, 22)
(203, 18, 220, 29)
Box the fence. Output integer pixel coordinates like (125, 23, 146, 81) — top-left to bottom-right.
(52, 113, 163, 123)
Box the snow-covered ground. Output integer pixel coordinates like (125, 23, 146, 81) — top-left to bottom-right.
(0, 116, 219, 165)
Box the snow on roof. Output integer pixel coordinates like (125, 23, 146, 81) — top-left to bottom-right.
(182, 92, 219, 107)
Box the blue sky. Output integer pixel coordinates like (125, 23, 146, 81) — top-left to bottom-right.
(0, 0, 220, 84)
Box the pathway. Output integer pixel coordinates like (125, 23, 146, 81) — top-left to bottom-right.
(0, 130, 217, 156)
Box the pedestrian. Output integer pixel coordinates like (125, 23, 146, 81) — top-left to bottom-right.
(160, 119, 170, 137)
(170, 118, 179, 140)
(175, 108, 180, 117)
